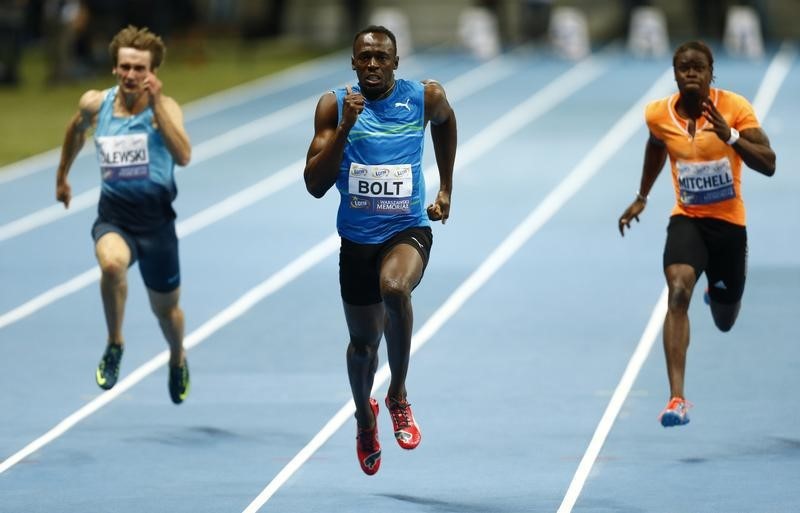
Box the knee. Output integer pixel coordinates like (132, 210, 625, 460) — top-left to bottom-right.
(710, 303, 739, 332)
(666, 282, 693, 313)
(98, 256, 128, 281)
(151, 302, 181, 322)
(348, 338, 378, 359)
(715, 321, 734, 333)
(379, 277, 411, 311)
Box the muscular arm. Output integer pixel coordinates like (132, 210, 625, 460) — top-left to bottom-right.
(423, 80, 457, 223)
(145, 72, 191, 166)
(637, 135, 668, 199)
(151, 95, 192, 166)
(618, 134, 668, 236)
(733, 127, 775, 176)
(701, 98, 775, 176)
(304, 91, 358, 198)
(56, 89, 103, 208)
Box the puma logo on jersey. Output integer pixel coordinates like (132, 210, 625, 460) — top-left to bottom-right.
(395, 98, 411, 111)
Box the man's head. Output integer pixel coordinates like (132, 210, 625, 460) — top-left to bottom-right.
(352, 25, 399, 100)
(109, 25, 166, 71)
(672, 41, 715, 97)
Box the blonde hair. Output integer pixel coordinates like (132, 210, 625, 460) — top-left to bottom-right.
(109, 25, 166, 69)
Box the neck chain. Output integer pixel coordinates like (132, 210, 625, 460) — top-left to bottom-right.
(368, 81, 396, 102)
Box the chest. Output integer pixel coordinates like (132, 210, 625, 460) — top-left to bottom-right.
(662, 124, 729, 161)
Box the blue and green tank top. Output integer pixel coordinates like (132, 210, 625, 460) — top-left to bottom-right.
(334, 79, 428, 243)
(94, 86, 177, 232)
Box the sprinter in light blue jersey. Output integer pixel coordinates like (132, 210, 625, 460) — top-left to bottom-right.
(55, 26, 192, 405)
(304, 25, 457, 475)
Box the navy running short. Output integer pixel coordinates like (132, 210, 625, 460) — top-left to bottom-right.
(92, 218, 181, 293)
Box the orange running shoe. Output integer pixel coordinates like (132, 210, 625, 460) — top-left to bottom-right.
(385, 396, 422, 450)
(659, 397, 692, 427)
(356, 398, 381, 475)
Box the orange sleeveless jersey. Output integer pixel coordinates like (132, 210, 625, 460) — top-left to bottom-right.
(645, 87, 761, 226)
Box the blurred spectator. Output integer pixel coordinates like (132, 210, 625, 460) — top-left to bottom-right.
(621, 0, 651, 40)
(520, 0, 552, 43)
(0, 0, 27, 86)
(343, 0, 365, 38)
(693, 0, 727, 39)
(42, 0, 87, 85)
(54, 0, 199, 80)
(459, 1, 502, 59)
(242, 0, 286, 40)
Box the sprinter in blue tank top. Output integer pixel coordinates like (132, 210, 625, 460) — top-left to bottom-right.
(304, 25, 457, 475)
(55, 26, 192, 405)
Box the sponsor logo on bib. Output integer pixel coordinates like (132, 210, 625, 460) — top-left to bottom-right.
(348, 163, 413, 214)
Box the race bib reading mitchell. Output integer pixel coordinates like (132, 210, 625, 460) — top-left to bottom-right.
(96, 133, 150, 182)
(677, 157, 735, 205)
(348, 163, 413, 214)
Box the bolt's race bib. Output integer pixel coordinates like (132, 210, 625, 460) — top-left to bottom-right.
(96, 134, 150, 182)
(348, 163, 413, 214)
(677, 157, 735, 205)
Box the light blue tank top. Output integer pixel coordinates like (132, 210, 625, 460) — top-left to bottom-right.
(334, 79, 428, 243)
(94, 86, 177, 232)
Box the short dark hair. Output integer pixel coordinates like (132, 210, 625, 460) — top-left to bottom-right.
(353, 25, 398, 55)
(672, 40, 714, 77)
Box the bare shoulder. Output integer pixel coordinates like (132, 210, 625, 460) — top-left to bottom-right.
(163, 95, 187, 119)
(422, 79, 448, 108)
(159, 94, 182, 109)
(422, 79, 446, 97)
(317, 90, 338, 110)
(422, 80, 453, 124)
(78, 89, 106, 114)
(314, 91, 339, 125)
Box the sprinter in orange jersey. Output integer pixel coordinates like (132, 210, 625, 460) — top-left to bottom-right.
(618, 41, 775, 427)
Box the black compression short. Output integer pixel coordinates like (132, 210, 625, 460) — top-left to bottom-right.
(663, 215, 747, 304)
(339, 226, 433, 306)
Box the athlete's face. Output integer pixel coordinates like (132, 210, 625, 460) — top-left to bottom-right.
(673, 49, 712, 97)
(113, 47, 154, 95)
(352, 32, 398, 100)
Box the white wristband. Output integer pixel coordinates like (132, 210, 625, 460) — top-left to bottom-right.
(726, 127, 740, 145)
(636, 191, 648, 203)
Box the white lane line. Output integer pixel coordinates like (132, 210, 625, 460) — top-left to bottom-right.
(555, 289, 668, 513)
(0, 96, 314, 243)
(0, 51, 347, 185)
(0, 163, 298, 331)
(0, 149, 63, 185)
(0, 56, 515, 331)
(179, 52, 346, 120)
(0, 268, 101, 331)
(0, 234, 339, 475)
(752, 41, 796, 119)
(241, 60, 618, 513)
(555, 42, 795, 513)
(0, 55, 606, 475)
(0, 59, 432, 243)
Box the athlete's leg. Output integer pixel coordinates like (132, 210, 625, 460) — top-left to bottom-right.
(134, 220, 185, 365)
(706, 223, 747, 332)
(379, 243, 425, 402)
(663, 263, 697, 399)
(95, 232, 132, 346)
(344, 302, 384, 428)
(147, 287, 185, 366)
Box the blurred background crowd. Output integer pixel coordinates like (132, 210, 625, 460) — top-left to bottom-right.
(0, 0, 797, 88)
